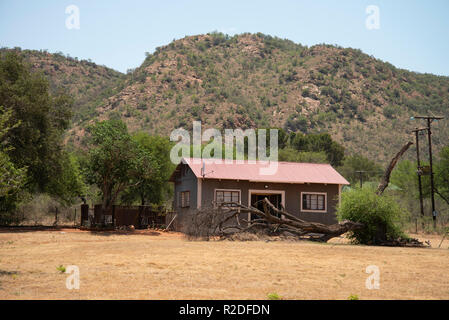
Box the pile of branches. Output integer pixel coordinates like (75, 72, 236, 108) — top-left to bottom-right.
(186, 198, 428, 247)
(186, 198, 364, 242)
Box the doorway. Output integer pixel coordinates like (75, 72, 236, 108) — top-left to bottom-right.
(248, 190, 285, 221)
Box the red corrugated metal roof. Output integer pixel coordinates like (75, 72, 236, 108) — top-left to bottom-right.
(179, 158, 349, 185)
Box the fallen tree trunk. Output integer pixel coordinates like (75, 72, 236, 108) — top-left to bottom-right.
(376, 141, 413, 195)
(215, 198, 364, 242)
(185, 197, 428, 247)
(208, 198, 428, 247)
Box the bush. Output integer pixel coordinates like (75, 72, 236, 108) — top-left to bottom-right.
(336, 187, 408, 244)
(267, 293, 282, 300)
(383, 105, 399, 119)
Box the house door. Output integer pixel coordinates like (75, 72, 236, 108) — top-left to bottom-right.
(250, 193, 282, 221)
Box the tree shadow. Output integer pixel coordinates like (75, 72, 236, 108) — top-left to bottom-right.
(0, 270, 19, 276)
(89, 230, 161, 236)
(0, 226, 77, 233)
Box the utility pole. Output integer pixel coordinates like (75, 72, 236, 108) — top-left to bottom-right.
(355, 170, 366, 188)
(411, 128, 426, 223)
(411, 115, 444, 229)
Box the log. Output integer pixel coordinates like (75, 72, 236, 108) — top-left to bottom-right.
(217, 198, 364, 242)
(376, 141, 413, 195)
(213, 199, 428, 247)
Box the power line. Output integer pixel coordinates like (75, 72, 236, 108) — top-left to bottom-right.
(355, 170, 366, 188)
(410, 127, 427, 226)
(410, 115, 444, 229)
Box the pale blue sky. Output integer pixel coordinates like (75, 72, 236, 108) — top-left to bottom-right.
(1, 0, 448, 75)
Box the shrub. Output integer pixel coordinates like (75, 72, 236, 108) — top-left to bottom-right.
(383, 105, 399, 119)
(336, 187, 408, 244)
(267, 293, 282, 300)
(56, 265, 66, 273)
(301, 87, 311, 98)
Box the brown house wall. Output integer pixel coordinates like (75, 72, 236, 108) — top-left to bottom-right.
(172, 163, 198, 230)
(173, 168, 341, 228)
(200, 179, 340, 225)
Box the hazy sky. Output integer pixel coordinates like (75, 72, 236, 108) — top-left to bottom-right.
(1, 0, 448, 75)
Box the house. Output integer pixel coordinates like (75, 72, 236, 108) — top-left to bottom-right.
(169, 158, 350, 227)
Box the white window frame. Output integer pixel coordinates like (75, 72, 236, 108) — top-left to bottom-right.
(248, 189, 286, 221)
(180, 190, 190, 208)
(300, 192, 327, 213)
(214, 189, 241, 208)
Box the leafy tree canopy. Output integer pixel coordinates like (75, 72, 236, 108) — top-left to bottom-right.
(121, 133, 175, 206)
(338, 154, 383, 186)
(0, 106, 27, 222)
(0, 52, 72, 194)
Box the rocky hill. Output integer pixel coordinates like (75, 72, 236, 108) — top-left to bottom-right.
(4, 33, 449, 163)
(0, 47, 126, 123)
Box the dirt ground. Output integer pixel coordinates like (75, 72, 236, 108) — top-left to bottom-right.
(0, 228, 448, 300)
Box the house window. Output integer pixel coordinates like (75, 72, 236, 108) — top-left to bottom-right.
(180, 191, 190, 208)
(215, 189, 240, 207)
(301, 192, 326, 212)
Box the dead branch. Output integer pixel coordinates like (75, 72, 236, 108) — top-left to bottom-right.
(214, 199, 364, 242)
(376, 141, 413, 195)
(185, 198, 427, 247)
(435, 187, 449, 207)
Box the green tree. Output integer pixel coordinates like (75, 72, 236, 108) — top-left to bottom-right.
(46, 152, 87, 206)
(0, 52, 72, 194)
(338, 155, 383, 186)
(278, 148, 328, 163)
(0, 106, 27, 223)
(435, 145, 449, 205)
(337, 187, 408, 244)
(85, 120, 145, 209)
(290, 133, 345, 166)
(121, 133, 174, 206)
(391, 160, 430, 199)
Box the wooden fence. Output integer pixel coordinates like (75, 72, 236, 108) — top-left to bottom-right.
(81, 204, 171, 229)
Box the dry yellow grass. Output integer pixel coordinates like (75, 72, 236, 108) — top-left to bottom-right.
(0, 229, 448, 300)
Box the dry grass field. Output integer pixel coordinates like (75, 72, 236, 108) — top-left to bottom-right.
(1, 228, 449, 300)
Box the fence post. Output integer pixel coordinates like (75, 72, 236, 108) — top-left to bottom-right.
(112, 205, 116, 228)
(54, 206, 58, 226)
(81, 204, 89, 226)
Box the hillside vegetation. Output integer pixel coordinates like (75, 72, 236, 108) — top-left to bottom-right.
(4, 33, 449, 163)
(0, 47, 126, 123)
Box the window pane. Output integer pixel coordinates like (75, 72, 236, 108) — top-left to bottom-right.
(216, 191, 224, 203)
(317, 195, 324, 210)
(223, 191, 231, 202)
(303, 194, 308, 209)
(303, 193, 326, 211)
(216, 190, 240, 207)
